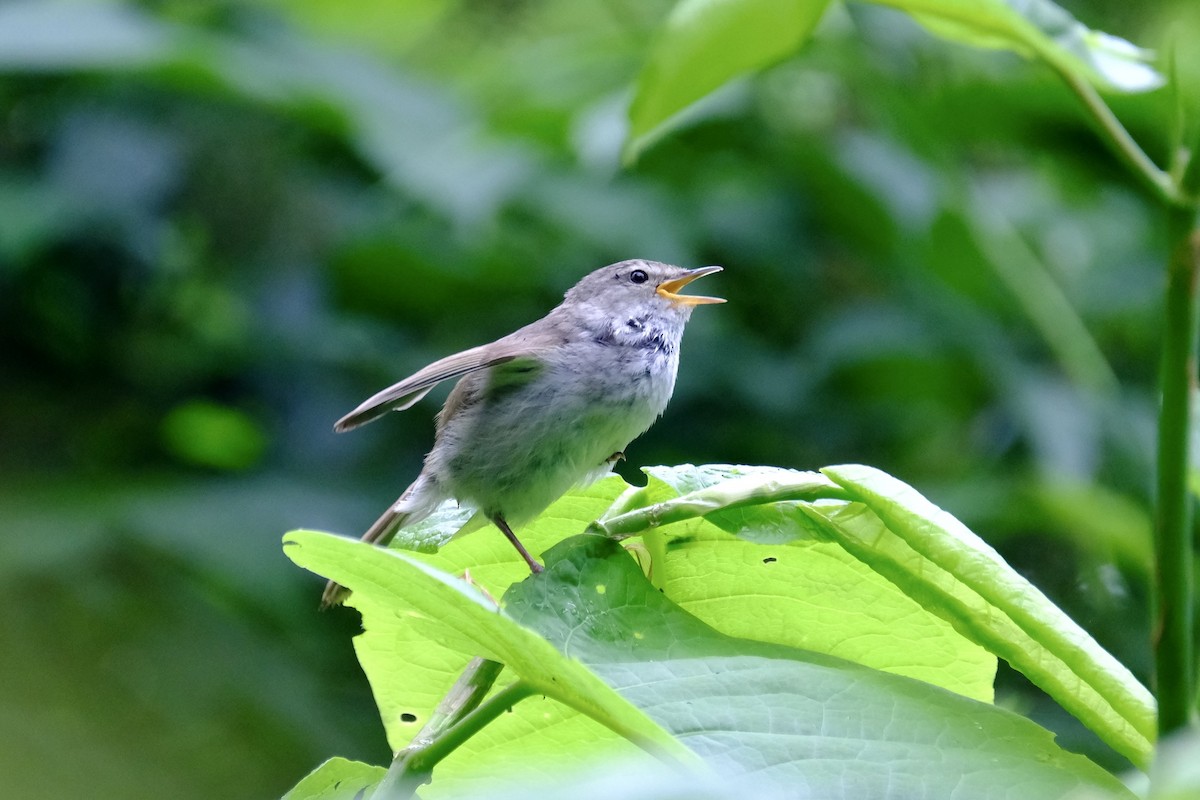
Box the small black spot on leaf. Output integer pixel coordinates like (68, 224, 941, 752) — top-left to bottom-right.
(763, 557, 777, 564)
(400, 712, 418, 723)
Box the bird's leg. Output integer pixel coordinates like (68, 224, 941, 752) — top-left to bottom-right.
(492, 515, 543, 574)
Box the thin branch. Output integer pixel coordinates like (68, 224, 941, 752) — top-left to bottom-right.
(1055, 66, 1186, 206)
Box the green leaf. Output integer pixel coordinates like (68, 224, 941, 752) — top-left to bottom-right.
(290, 479, 674, 797)
(627, 0, 833, 160)
(627, 0, 1161, 159)
(385, 499, 481, 553)
(600, 465, 998, 702)
(328, 476, 630, 756)
(281, 526, 694, 782)
(399, 475, 635, 626)
(503, 536, 1134, 799)
(304, 469, 994, 792)
(281, 757, 384, 800)
(663, 534, 998, 702)
(285, 463, 1148, 791)
(818, 464, 1156, 767)
(590, 464, 1154, 765)
(875, 0, 1163, 92)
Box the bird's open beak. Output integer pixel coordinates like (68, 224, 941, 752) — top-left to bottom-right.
(656, 266, 725, 306)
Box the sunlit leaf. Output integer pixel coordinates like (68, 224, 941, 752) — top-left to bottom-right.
(636, 465, 997, 702)
(888, 0, 1164, 92)
(627, 0, 833, 159)
(588, 464, 1156, 766)
(627, 0, 1162, 157)
(818, 464, 1156, 767)
(282, 757, 385, 800)
(282, 526, 692, 794)
(503, 536, 1133, 798)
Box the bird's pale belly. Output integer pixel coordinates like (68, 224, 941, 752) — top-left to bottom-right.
(441, 345, 676, 525)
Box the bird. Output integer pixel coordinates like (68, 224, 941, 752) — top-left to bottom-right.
(322, 259, 723, 607)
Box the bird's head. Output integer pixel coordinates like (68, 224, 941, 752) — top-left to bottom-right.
(564, 260, 724, 326)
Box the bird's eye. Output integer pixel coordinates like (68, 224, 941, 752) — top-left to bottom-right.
(630, 269, 649, 284)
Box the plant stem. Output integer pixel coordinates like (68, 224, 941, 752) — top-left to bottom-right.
(1055, 66, 1185, 206)
(589, 474, 849, 539)
(1047, 51, 1200, 736)
(1154, 208, 1200, 736)
(371, 657, 512, 800)
(402, 681, 534, 774)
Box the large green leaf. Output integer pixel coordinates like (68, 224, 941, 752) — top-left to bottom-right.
(283, 522, 690, 796)
(281, 532, 688, 759)
(414, 465, 995, 703)
(330, 476, 629, 754)
(286, 466, 1006, 794)
(433, 761, 792, 800)
(289, 480, 668, 797)
(284, 530, 1130, 798)
(626, 0, 833, 159)
(627, 0, 1161, 158)
(590, 463, 1155, 766)
(502, 536, 1133, 799)
(602, 464, 998, 701)
(815, 464, 1156, 767)
(285, 462, 1149, 792)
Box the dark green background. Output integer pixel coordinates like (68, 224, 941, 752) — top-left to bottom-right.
(0, 1, 1191, 796)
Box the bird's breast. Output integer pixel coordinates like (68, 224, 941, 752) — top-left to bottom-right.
(430, 332, 681, 525)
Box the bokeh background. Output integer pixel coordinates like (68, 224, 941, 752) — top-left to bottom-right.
(1, 1, 1195, 797)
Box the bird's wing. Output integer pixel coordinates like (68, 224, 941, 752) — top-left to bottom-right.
(333, 337, 547, 432)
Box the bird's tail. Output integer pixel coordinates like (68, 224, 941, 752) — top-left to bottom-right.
(320, 473, 442, 608)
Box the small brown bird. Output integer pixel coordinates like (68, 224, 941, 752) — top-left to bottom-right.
(323, 259, 723, 606)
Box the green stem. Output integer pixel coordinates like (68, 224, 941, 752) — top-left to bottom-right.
(590, 474, 849, 539)
(404, 681, 534, 773)
(1154, 209, 1200, 736)
(371, 657, 512, 800)
(1055, 66, 1185, 206)
(1047, 47, 1200, 735)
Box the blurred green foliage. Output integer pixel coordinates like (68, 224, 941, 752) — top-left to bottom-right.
(0, 0, 1194, 796)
